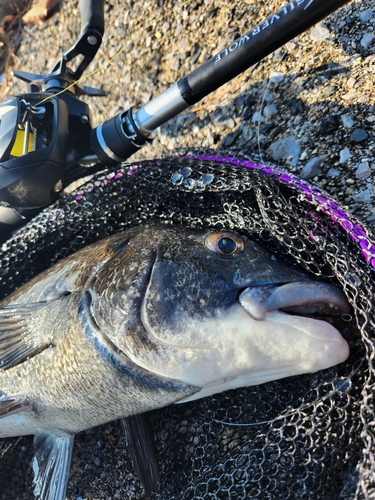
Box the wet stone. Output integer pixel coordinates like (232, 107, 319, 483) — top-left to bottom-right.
(350, 129, 369, 143)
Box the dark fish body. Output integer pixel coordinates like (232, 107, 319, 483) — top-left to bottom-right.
(0, 224, 350, 499)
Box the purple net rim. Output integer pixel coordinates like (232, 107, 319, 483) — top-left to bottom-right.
(185, 154, 375, 270)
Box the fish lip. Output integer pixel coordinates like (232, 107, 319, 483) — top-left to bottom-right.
(238, 281, 351, 322)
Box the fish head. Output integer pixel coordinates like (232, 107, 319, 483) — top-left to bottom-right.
(88, 225, 350, 402)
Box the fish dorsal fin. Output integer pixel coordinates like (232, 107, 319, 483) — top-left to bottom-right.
(0, 302, 54, 370)
(0, 394, 32, 418)
(122, 414, 160, 499)
(33, 432, 74, 500)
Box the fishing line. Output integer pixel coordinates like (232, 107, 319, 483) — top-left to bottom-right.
(213, 355, 365, 428)
(35, 0, 196, 106)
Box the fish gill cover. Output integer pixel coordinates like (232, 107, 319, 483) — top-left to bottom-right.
(0, 154, 374, 499)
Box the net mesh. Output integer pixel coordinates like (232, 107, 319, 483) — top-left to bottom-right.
(0, 154, 374, 499)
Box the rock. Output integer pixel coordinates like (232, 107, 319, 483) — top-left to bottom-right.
(346, 77, 356, 88)
(221, 129, 241, 148)
(287, 98, 304, 116)
(214, 115, 236, 129)
(269, 71, 284, 83)
(359, 9, 373, 22)
(242, 106, 253, 121)
(190, 43, 202, 65)
(341, 114, 355, 128)
(339, 147, 352, 163)
(323, 85, 336, 96)
(259, 123, 274, 134)
(350, 129, 369, 143)
(263, 104, 278, 118)
(361, 33, 375, 49)
(352, 189, 372, 203)
(261, 91, 273, 102)
(268, 136, 301, 167)
(356, 162, 371, 180)
(252, 111, 264, 123)
(327, 168, 340, 177)
(318, 116, 339, 134)
(301, 157, 325, 179)
(310, 23, 331, 42)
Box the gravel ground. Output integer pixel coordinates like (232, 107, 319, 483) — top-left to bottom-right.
(1, 0, 375, 498)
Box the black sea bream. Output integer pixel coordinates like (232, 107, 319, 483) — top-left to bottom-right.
(0, 224, 350, 499)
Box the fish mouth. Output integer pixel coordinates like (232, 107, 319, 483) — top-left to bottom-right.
(238, 281, 352, 333)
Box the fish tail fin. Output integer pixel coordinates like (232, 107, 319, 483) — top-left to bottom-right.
(33, 432, 74, 500)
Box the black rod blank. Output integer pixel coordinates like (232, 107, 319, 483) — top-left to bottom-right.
(178, 0, 350, 105)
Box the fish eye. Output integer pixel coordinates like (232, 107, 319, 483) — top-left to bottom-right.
(205, 231, 245, 255)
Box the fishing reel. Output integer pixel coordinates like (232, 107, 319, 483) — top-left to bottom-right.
(0, 0, 108, 236)
(0, 0, 154, 239)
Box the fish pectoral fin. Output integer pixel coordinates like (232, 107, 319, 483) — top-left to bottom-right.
(0, 302, 54, 370)
(33, 432, 74, 500)
(0, 394, 32, 418)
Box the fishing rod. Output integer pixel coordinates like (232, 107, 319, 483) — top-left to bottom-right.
(0, 0, 351, 238)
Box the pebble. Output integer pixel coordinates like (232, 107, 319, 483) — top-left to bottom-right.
(221, 129, 241, 148)
(359, 9, 373, 22)
(261, 91, 273, 102)
(214, 115, 236, 129)
(327, 168, 340, 177)
(269, 71, 284, 83)
(252, 112, 264, 123)
(361, 33, 375, 49)
(310, 23, 331, 43)
(356, 161, 371, 180)
(242, 106, 253, 121)
(341, 114, 355, 128)
(352, 189, 372, 203)
(263, 104, 277, 118)
(350, 129, 369, 143)
(268, 136, 301, 167)
(346, 77, 357, 88)
(339, 147, 352, 163)
(301, 157, 324, 179)
(318, 116, 339, 134)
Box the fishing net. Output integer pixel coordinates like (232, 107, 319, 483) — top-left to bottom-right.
(0, 154, 374, 499)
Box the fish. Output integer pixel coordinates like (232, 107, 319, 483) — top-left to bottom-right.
(0, 223, 350, 499)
